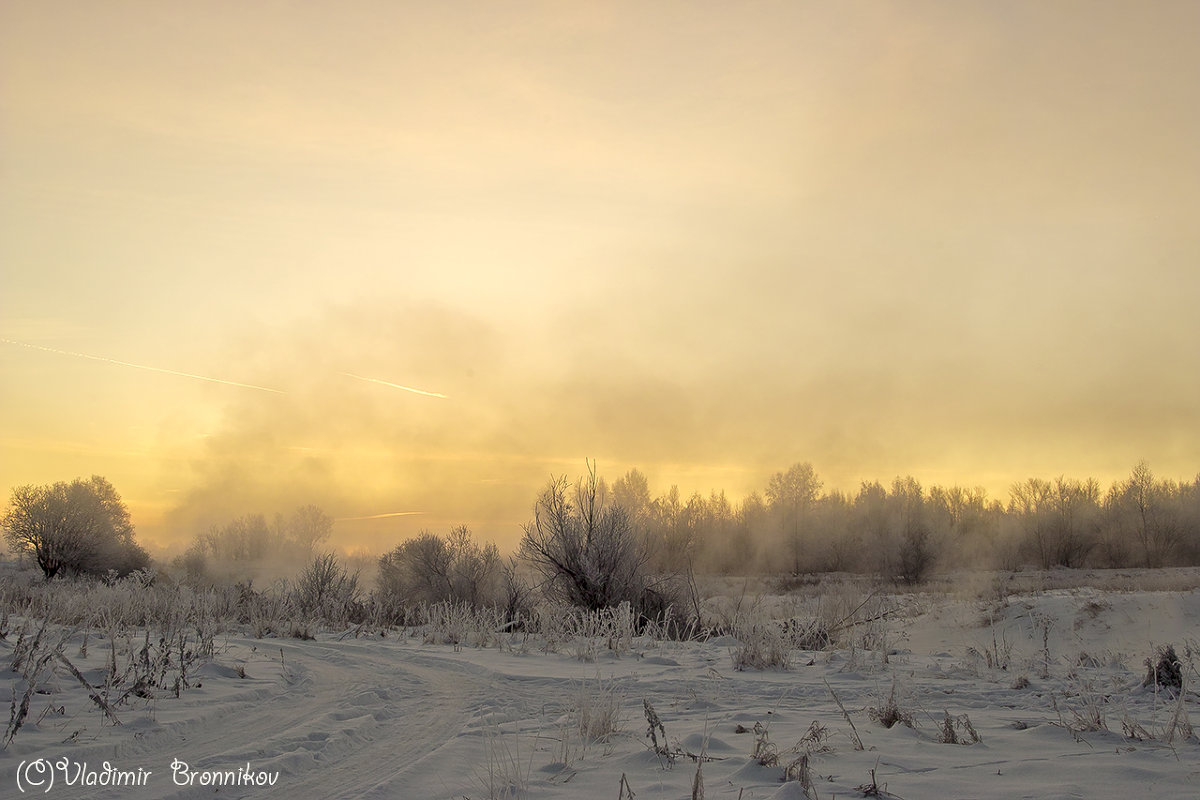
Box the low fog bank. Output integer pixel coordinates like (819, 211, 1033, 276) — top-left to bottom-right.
(146, 298, 1199, 559)
(133, 458, 1200, 600)
(5, 458, 1200, 649)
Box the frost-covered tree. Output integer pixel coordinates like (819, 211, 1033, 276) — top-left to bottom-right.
(378, 525, 500, 607)
(612, 468, 652, 524)
(766, 462, 822, 574)
(284, 504, 334, 556)
(2, 476, 148, 579)
(520, 465, 649, 611)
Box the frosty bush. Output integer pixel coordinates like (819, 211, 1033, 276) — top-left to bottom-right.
(2, 476, 149, 580)
(377, 525, 501, 608)
(519, 466, 650, 614)
(293, 553, 361, 620)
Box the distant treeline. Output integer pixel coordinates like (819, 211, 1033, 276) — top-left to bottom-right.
(609, 460, 1200, 579)
(173, 459, 1200, 586)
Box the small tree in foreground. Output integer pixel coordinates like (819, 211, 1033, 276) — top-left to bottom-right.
(2, 476, 148, 579)
(519, 465, 650, 613)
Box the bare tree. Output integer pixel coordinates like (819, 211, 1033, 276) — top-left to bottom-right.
(286, 505, 333, 556)
(1046, 476, 1099, 568)
(1010, 477, 1054, 569)
(644, 485, 690, 572)
(766, 462, 822, 574)
(612, 468, 652, 524)
(446, 525, 500, 607)
(891, 476, 934, 584)
(1114, 461, 1182, 567)
(377, 526, 500, 607)
(2, 476, 148, 579)
(853, 480, 891, 575)
(378, 531, 453, 604)
(200, 514, 276, 563)
(519, 464, 649, 611)
(293, 552, 360, 616)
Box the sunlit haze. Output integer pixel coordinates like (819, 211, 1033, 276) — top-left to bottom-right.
(3, 1, 1198, 554)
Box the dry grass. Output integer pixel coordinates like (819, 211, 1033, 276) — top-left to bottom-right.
(573, 674, 624, 743)
(4, 616, 69, 749)
(938, 711, 981, 745)
(782, 753, 818, 799)
(475, 714, 536, 800)
(730, 624, 791, 671)
(867, 680, 913, 730)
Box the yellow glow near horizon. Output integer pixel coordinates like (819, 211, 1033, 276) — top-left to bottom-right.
(2, 1, 1198, 554)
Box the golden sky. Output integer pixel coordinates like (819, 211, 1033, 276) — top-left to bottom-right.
(3, 1, 1198, 553)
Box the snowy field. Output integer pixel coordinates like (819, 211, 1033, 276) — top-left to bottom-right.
(2, 571, 1198, 800)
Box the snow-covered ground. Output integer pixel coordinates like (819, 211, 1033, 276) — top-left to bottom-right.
(2, 576, 1198, 799)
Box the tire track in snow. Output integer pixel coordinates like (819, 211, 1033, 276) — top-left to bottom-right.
(13, 638, 549, 800)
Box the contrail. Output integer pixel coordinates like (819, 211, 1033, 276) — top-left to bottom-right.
(1, 338, 286, 394)
(340, 372, 448, 399)
(335, 511, 429, 521)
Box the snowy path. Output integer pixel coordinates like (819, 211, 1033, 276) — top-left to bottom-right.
(3, 587, 1199, 799)
(3, 637, 557, 800)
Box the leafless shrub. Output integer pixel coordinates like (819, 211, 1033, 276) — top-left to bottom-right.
(519, 466, 650, 614)
(499, 557, 533, 626)
(378, 526, 501, 613)
(897, 526, 936, 585)
(417, 602, 506, 650)
(292, 552, 361, 622)
(779, 617, 832, 650)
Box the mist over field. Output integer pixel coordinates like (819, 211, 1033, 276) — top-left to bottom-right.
(5, 4, 1200, 797)
(128, 293, 1197, 558)
(3, 2, 1199, 556)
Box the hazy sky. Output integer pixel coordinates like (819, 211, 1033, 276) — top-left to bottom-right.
(3, 1, 1198, 552)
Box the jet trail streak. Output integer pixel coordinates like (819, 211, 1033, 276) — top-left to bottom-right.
(1, 338, 285, 394)
(335, 511, 428, 521)
(340, 372, 448, 399)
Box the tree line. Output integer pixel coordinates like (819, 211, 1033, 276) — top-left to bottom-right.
(3, 461, 1198, 605)
(613, 459, 1200, 580)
